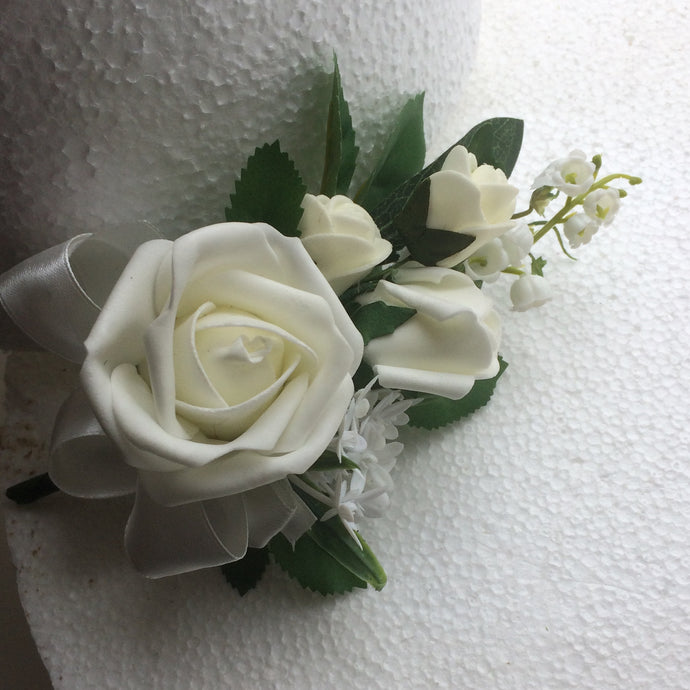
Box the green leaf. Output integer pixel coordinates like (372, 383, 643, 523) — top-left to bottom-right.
(269, 486, 387, 595)
(386, 177, 474, 265)
(373, 117, 524, 233)
(352, 360, 376, 391)
(225, 141, 307, 237)
(269, 532, 367, 595)
(460, 118, 523, 177)
(296, 489, 387, 591)
(530, 255, 547, 277)
(351, 301, 416, 345)
(308, 450, 360, 472)
(406, 356, 509, 429)
(320, 56, 359, 196)
(357, 93, 426, 212)
(220, 547, 270, 596)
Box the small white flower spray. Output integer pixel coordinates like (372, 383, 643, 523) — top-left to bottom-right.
(291, 379, 418, 544)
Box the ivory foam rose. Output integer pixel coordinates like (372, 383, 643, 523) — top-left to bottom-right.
(81, 222, 363, 507)
(360, 264, 501, 400)
(427, 145, 518, 268)
(298, 194, 392, 294)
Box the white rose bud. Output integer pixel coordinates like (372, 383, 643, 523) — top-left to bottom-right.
(427, 146, 518, 267)
(583, 188, 621, 225)
(510, 273, 553, 312)
(532, 150, 596, 196)
(361, 264, 501, 400)
(298, 194, 392, 294)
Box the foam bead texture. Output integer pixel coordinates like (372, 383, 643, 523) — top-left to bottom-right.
(2, 0, 690, 688)
(0, 0, 480, 273)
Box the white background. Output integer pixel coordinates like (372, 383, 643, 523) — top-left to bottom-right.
(2, 0, 689, 688)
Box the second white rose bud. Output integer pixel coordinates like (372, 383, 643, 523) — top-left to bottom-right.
(298, 194, 392, 294)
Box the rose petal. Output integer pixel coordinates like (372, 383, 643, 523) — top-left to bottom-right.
(140, 377, 354, 505)
(427, 170, 486, 230)
(82, 239, 173, 432)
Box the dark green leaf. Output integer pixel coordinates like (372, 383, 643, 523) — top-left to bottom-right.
(461, 117, 524, 176)
(352, 360, 376, 391)
(308, 450, 360, 472)
(357, 93, 426, 212)
(320, 56, 359, 196)
(220, 547, 270, 596)
(406, 356, 509, 429)
(269, 532, 367, 595)
(373, 117, 524, 233)
(351, 301, 416, 345)
(385, 177, 474, 265)
(294, 489, 387, 591)
(225, 141, 307, 237)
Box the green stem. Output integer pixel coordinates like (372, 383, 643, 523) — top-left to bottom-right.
(502, 266, 524, 276)
(511, 207, 533, 220)
(6, 473, 59, 504)
(532, 172, 640, 245)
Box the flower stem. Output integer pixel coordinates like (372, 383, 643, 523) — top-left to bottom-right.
(5, 473, 59, 504)
(532, 172, 641, 244)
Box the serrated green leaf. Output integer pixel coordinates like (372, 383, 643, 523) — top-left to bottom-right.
(406, 356, 509, 429)
(357, 93, 426, 212)
(320, 56, 359, 196)
(220, 547, 269, 596)
(269, 532, 367, 595)
(386, 177, 474, 265)
(351, 301, 416, 345)
(225, 141, 307, 237)
(308, 450, 360, 472)
(373, 117, 524, 234)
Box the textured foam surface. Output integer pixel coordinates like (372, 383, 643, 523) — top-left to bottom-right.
(2, 0, 690, 688)
(0, 0, 480, 273)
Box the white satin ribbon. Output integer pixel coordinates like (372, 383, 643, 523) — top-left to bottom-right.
(125, 480, 315, 578)
(49, 387, 138, 498)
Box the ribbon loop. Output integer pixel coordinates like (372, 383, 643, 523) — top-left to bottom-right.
(49, 387, 138, 498)
(0, 221, 161, 362)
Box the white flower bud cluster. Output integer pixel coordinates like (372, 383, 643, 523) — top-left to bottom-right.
(301, 380, 418, 542)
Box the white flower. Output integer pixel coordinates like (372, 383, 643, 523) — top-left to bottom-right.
(299, 381, 416, 540)
(510, 273, 553, 311)
(464, 222, 533, 282)
(563, 212, 601, 248)
(533, 150, 595, 196)
(298, 194, 392, 294)
(427, 145, 518, 267)
(361, 264, 501, 399)
(81, 222, 363, 507)
(332, 380, 415, 469)
(320, 469, 391, 542)
(583, 188, 621, 225)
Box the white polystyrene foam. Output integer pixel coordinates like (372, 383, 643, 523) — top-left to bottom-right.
(0, 0, 480, 273)
(2, 0, 690, 688)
